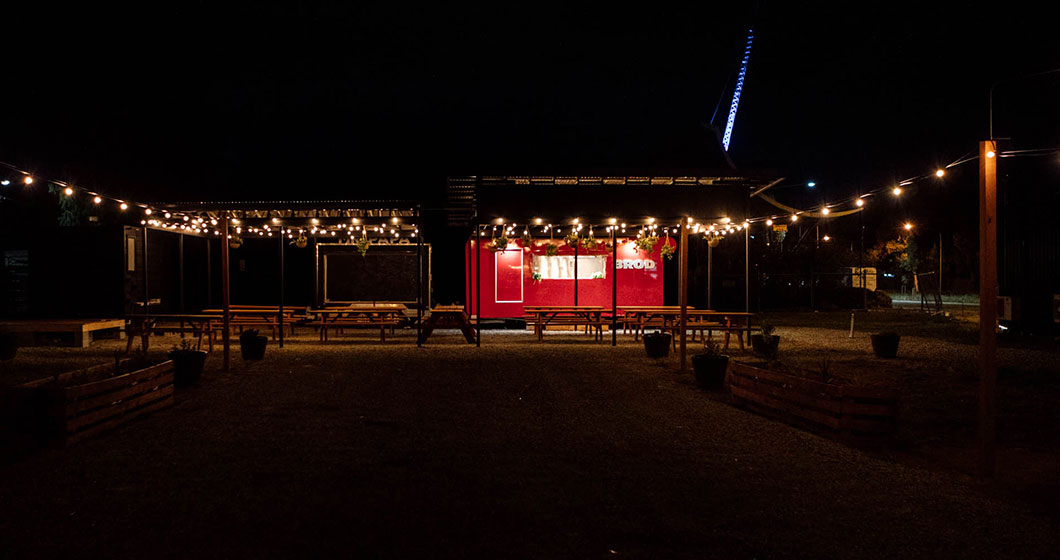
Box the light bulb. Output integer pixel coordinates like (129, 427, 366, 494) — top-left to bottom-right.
(935, 169, 945, 178)
(24, 176, 33, 185)
(856, 198, 865, 207)
(892, 187, 902, 196)
(120, 203, 128, 211)
(820, 207, 830, 215)
(93, 196, 102, 204)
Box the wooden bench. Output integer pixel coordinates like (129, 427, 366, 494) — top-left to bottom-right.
(0, 319, 125, 348)
(320, 317, 402, 342)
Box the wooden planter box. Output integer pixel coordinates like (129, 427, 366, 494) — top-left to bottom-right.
(13, 358, 174, 444)
(727, 361, 899, 440)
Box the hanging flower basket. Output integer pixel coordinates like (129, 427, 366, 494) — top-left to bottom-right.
(489, 234, 510, 252)
(564, 232, 579, 248)
(634, 235, 658, 255)
(356, 236, 370, 256)
(545, 243, 559, 257)
(294, 234, 308, 249)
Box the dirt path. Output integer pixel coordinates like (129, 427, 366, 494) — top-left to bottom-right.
(1, 332, 1056, 558)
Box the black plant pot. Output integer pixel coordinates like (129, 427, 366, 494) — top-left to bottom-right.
(643, 332, 672, 359)
(750, 335, 780, 360)
(169, 350, 207, 387)
(0, 333, 17, 361)
(871, 333, 901, 358)
(691, 354, 729, 389)
(240, 334, 268, 360)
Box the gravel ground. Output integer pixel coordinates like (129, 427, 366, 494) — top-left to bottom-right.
(1, 329, 1058, 559)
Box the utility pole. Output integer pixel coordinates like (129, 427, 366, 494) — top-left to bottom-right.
(978, 140, 998, 478)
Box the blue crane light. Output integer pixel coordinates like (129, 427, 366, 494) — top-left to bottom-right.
(721, 28, 754, 152)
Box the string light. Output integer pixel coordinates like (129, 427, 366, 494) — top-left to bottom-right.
(820, 207, 830, 215)
(986, 150, 996, 158)
(935, 169, 945, 178)
(790, 214, 798, 222)
(144, 208, 152, 215)
(120, 202, 128, 211)
(904, 222, 914, 231)
(856, 198, 865, 207)
(0, 180, 9, 186)
(24, 176, 33, 185)
(93, 196, 102, 204)
(63, 187, 73, 196)
(892, 186, 902, 196)
(822, 235, 831, 241)
(765, 219, 773, 226)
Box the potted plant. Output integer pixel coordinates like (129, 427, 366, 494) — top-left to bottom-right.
(691, 341, 729, 389)
(0, 330, 17, 361)
(750, 322, 780, 360)
(168, 339, 207, 387)
(239, 329, 268, 360)
(643, 330, 672, 359)
(871, 331, 901, 358)
(545, 243, 559, 257)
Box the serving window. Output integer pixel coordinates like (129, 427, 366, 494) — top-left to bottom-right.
(532, 255, 607, 280)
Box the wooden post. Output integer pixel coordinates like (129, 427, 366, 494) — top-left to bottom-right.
(611, 227, 617, 346)
(278, 232, 284, 348)
(416, 207, 423, 347)
(178, 233, 185, 315)
(679, 219, 689, 373)
(142, 226, 149, 314)
(573, 241, 579, 306)
(978, 140, 998, 477)
(707, 243, 713, 309)
(206, 237, 212, 308)
(745, 225, 751, 344)
(221, 215, 231, 371)
(475, 224, 481, 347)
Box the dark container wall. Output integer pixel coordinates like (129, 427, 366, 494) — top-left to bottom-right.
(19, 226, 125, 319)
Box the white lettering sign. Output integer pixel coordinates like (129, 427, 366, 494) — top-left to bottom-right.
(616, 258, 656, 270)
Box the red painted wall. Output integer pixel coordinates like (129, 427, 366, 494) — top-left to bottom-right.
(466, 236, 674, 318)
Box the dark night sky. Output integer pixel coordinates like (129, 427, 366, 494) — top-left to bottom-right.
(2, 3, 1057, 210)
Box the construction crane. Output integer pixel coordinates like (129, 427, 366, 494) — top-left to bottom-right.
(721, 28, 755, 151)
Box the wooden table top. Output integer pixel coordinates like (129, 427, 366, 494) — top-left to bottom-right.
(431, 305, 468, 313)
(127, 313, 221, 320)
(524, 306, 606, 312)
(310, 306, 406, 315)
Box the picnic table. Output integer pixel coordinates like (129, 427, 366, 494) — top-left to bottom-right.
(417, 305, 476, 344)
(201, 306, 307, 339)
(125, 313, 221, 352)
(524, 306, 609, 342)
(619, 306, 697, 338)
(310, 304, 406, 342)
(667, 310, 754, 351)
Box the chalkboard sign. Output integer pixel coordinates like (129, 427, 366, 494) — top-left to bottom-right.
(320, 244, 429, 304)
